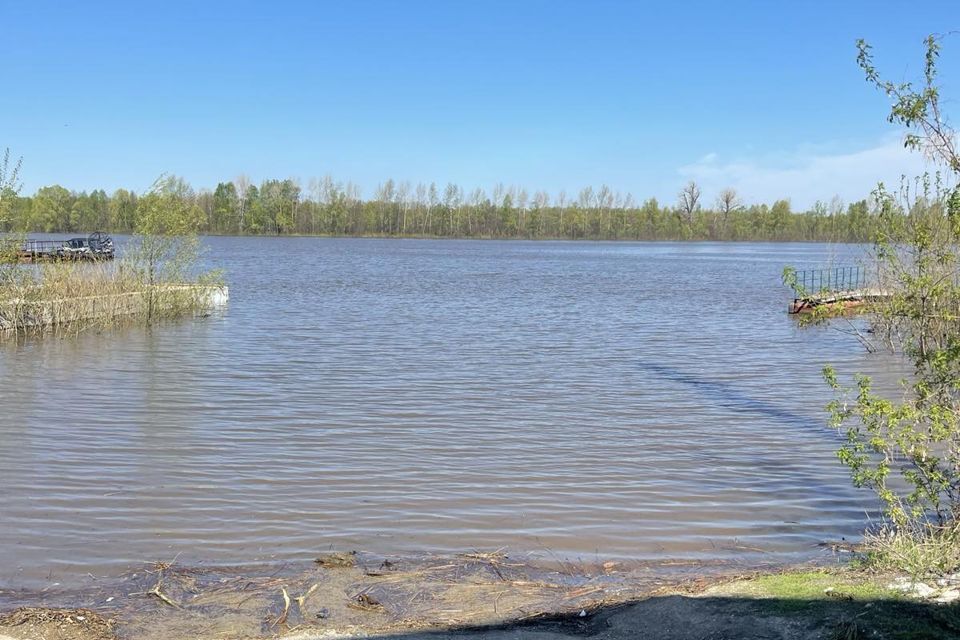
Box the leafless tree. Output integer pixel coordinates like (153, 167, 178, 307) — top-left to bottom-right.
(375, 179, 396, 232)
(492, 182, 505, 208)
(532, 190, 549, 236)
(444, 182, 461, 235)
(677, 181, 701, 223)
(578, 186, 593, 235)
(233, 174, 250, 233)
(829, 195, 845, 217)
(517, 187, 528, 231)
(414, 183, 427, 232)
(716, 188, 742, 223)
(397, 181, 411, 234)
(596, 184, 613, 235)
(557, 190, 567, 235)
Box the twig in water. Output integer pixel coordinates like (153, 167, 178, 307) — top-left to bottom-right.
(295, 583, 319, 613)
(147, 580, 180, 609)
(272, 586, 291, 627)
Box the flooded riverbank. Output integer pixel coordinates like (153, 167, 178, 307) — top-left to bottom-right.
(7, 551, 953, 640)
(0, 550, 830, 640)
(0, 239, 902, 595)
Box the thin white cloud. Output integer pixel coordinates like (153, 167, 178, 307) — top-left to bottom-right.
(677, 136, 937, 210)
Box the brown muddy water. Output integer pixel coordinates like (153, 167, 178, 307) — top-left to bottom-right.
(0, 238, 901, 593)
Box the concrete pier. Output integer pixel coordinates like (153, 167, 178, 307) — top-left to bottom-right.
(0, 284, 228, 332)
(788, 288, 889, 314)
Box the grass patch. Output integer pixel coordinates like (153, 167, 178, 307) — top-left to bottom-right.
(712, 569, 960, 639)
(745, 571, 892, 600)
(716, 570, 896, 614)
(860, 524, 960, 580)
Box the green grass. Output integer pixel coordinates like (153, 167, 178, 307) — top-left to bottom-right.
(715, 570, 960, 639)
(748, 571, 891, 599)
(721, 570, 896, 613)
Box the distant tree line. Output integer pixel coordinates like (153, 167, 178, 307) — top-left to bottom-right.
(0, 175, 882, 242)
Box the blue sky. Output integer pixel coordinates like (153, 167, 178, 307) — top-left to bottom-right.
(3, 0, 958, 208)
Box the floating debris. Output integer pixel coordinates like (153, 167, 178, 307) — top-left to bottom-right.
(314, 551, 358, 568)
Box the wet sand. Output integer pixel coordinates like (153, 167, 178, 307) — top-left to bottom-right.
(0, 551, 792, 640)
(4, 553, 958, 640)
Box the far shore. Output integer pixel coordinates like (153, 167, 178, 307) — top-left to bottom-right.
(12, 230, 871, 245)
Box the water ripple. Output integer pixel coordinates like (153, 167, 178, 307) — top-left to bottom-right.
(0, 239, 900, 589)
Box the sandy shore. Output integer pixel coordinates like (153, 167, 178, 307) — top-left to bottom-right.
(1, 552, 957, 640)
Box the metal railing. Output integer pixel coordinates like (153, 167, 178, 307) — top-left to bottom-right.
(17, 233, 115, 261)
(21, 240, 72, 255)
(791, 266, 866, 295)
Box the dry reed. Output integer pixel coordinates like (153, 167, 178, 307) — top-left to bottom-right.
(0, 259, 224, 335)
(862, 522, 960, 579)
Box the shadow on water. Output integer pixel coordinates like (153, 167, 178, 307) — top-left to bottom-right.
(639, 362, 824, 432)
(636, 361, 867, 502)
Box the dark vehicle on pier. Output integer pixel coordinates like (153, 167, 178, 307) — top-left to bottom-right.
(18, 232, 115, 262)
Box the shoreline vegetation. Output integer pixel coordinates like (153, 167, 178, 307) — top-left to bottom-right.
(806, 35, 960, 596)
(4, 31, 960, 640)
(3, 176, 884, 243)
(0, 174, 226, 335)
(0, 552, 958, 640)
(0, 271, 228, 334)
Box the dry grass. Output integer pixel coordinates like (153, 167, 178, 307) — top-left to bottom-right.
(861, 522, 960, 579)
(0, 607, 117, 640)
(0, 260, 223, 335)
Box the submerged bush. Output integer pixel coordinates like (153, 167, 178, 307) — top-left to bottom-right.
(0, 260, 223, 335)
(0, 174, 223, 335)
(825, 180, 960, 533)
(122, 174, 217, 321)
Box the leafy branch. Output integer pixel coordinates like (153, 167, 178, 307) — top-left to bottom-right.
(857, 35, 959, 173)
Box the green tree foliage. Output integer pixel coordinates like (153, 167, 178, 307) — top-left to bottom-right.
(109, 188, 137, 231)
(825, 178, 960, 528)
(857, 35, 959, 173)
(824, 35, 960, 540)
(30, 185, 72, 232)
(0, 148, 24, 268)
(0, 148, 22, 227)
(259, 179, 300, 235)
(212, 182, 237, 232)
(0, 175, 889, 242)
(125, 175, 206, 318)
